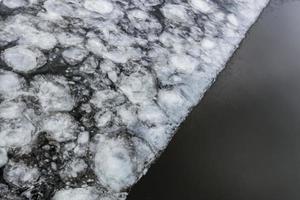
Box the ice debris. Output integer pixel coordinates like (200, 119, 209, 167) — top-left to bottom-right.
(0, 0, 269, 199)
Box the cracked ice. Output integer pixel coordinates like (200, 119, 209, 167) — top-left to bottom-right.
(0, 0, 268, 199)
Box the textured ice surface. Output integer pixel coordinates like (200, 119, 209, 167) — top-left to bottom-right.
(2, 46, 46, 73)
(0, 0, 269, 199)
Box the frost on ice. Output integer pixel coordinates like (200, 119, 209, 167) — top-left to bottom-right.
(0, 0, 268, 199)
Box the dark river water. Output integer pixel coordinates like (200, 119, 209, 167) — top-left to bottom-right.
(128, 1, 300, 199)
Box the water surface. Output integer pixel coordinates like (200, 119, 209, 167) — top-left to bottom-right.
(128, 1, 300, 199)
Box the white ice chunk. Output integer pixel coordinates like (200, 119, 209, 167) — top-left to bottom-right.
(3, 0, 28, 9)
(157, 89, 190, 122)
(52, 187, 125, 200)
(41, 113, 77, 142)
(21, 30, 57, 50)
(90, 90, 125, 108)
(80, 56, 99, 74)
(4, 16, 58, 50)
(170, 54, 199, 74)
(103, 48, 140, 64)
(135, 104, 172, 150)
(52, 187, 99, 200)
(86, 37, 106, 56)
(2, 46, 46, 73)
(131, 137, 155, 172)
(95, 110, 113, 128)
(0, 148, 8, 168)
(0, 119, 35, 148)
(4, 162, 40, 188)
(0, 99, 35, 149)
(189, 0, 214, 14)
(117, 105, 137, 127)
(0, 101, 25, 119)
(32, 76, 75, 112)
(60, 159, 87, 178)
(84, 0, 114, 15)
(77, 131, 90, 145)
(127, 9, 162, 33)
(93, 135, 137, 191)
(62, 47, 89, 65)
(57, 32, 84, 47)
(119, 70, 156, 104)
(139, 125, 171, 151)
(74, 131, 90, 156)
(131, 0, 163, 8)
(227, 14, 239, 27)
(0, 31, 18, 47)
(0, 70, 24, 98)
(86, 37, 139, 64)
(161, 4, 190, 22)
(137, 104, 165, 125)
(201, 38, 216, 50)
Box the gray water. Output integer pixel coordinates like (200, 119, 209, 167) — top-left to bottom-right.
(128, 1, 300, 199)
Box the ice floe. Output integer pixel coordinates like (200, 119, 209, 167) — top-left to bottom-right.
(0, 0, 269, 199)
(30, 75, 75, 112)
(2, 46, 46, 73)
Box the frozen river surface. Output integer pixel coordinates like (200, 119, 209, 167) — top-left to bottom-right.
(0, 0, 268, 199)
